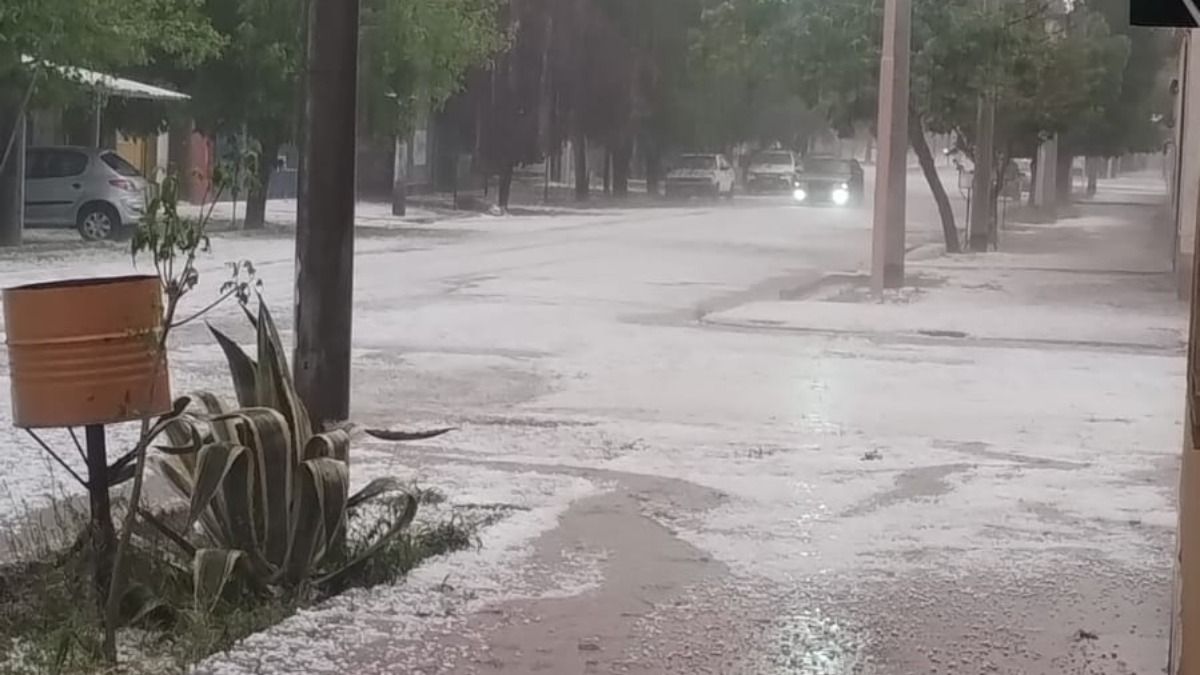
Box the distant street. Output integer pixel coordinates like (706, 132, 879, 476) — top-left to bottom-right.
(0, 170, 1182, 674)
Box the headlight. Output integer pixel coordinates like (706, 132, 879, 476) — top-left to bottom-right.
(840, 182, 849, 190)
(793, 188, 808, 202)
(831, 188, 850, 205)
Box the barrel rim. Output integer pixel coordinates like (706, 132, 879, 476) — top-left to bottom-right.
(4, 274, 159, 295)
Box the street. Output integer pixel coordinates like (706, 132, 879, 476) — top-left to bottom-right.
(0, 170, 1184, 674)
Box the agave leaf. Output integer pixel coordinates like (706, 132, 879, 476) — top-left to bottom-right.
(226, 408, 294, 568)
(155, 418, 206, 455)
(157, 456, 194, 501)
(220, 449, 261, 565)
(193, 549, 244, 614)
(282, 462, 325, 586)
(255, 301, 313, 450)
(195, 391, 240, 443)
(347, 477, 404, 510)
(137, 506, 197, 558)
(364, 427, 456, 442)
(107, 461, 136, 488)
(317, 494, 418, 591)
(107, 396, 196, 480)
(306, 458, 349, 561)
(158, 453, 235, 547)
(187, 442, 246, 529)
(304, 429, 350, 462)
(208, 324, 259, 408)
(241, 302, 258, 330)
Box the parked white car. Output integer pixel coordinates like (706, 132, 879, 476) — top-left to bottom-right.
(24, 146, 148, 241)
(664, 153, 736, 199)
(745, 150, 797, 194)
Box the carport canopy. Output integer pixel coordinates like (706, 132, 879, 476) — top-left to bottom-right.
(19, 55, 189, 149)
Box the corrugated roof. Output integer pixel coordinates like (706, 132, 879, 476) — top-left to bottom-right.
(22, 56, 189, 101)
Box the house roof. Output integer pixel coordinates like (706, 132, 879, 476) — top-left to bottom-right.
(22, 56, 189, 101)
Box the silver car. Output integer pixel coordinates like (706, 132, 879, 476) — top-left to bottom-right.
(24, 146, 148, 240)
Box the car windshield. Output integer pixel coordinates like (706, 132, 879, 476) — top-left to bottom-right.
(800, 158, 852, 175)
(752, 152, 792, 166)
(673, 155, 714, 171)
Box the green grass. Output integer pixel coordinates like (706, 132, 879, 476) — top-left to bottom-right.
(0, 492, 500, 674)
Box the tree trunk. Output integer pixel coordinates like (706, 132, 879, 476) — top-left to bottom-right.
(1085, 156, 1100, 197)
(645, 143, 661, 196)
(1056, 151, 1074, 205)
(0, 100, 24, 247)
(498, 163, 514, 211)
(245, 139, 280, 230)
(613, 139, 631, 198)
(602, 149, 612, 194)
(392, 136, 408, 217)
(910, 115, 960, 253)
(1028, 155, 1038, 207)
(573, 128, 588, 201)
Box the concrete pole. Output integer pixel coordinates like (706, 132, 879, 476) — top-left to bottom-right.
(871, 0, 912, 294)
(293, 0, 360, 429)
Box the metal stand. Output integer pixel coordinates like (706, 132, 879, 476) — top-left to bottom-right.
(85, 424, 116, 607)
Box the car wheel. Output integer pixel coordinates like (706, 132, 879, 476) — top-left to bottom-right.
(77, 203, 121, 241)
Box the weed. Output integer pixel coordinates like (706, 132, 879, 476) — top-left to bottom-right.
(0, 492, 504, 674)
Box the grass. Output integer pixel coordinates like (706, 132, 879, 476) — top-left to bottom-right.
(0, 487, 503, 674)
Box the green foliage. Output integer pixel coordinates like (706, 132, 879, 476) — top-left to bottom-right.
(360, 0, 505, 138)
(0, 0, 219, 75)
(0, 0, 220, 117)
(153, 302, 423, 605)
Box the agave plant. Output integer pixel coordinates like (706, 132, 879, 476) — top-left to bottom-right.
(154, 301, 444, 609)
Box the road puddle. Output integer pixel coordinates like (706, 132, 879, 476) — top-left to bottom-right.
(760, 609, 868, 674)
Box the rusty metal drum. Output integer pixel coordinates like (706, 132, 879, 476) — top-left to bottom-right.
(3, 275, 171, 428)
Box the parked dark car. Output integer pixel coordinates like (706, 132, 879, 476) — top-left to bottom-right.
(792, 156, 865, 206)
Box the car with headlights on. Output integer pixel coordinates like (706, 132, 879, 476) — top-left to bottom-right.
(745, 150, 797, 194)
(791, 156, 864, 207)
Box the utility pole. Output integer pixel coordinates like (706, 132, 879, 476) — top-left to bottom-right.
(968, 0, 997, 253)
(293, 0, 359, 428)
(871, 0, 912, 294)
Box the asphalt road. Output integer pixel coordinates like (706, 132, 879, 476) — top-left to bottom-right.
(0, 169, 1180, 674)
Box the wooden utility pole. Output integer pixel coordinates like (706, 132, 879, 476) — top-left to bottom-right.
(293, 0, 359, 428)
(871, 0, 912, 294)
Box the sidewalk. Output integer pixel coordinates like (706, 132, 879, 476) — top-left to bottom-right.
(707, 187, 1182, 355)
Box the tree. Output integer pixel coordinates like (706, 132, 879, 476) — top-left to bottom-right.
(1062, 0, 1169, 195)
(0, 0, 218, 245)
(144, 0, 305, 230)
(733, 0, 1138, 253)
(475, 0, 551, 210)
(359, 0, 503, 214)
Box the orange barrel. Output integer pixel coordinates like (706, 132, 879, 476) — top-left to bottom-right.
(3, 275, 172, 428)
